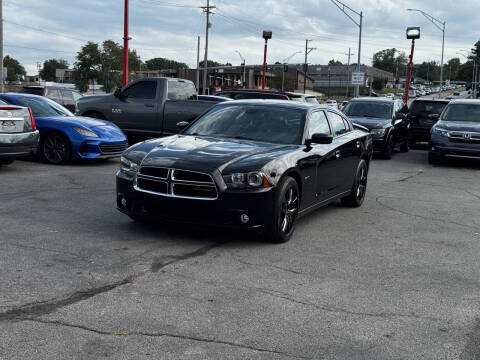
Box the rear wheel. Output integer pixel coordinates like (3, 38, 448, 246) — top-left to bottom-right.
(341, 160, 368, 207)
(0, 157, 15, 165)
(42, 132, 72, 164)
(383, 137, 394, 159)
(264, 176, 299, 244)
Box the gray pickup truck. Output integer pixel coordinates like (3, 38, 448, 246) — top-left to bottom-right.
(76, 78, 214, 141)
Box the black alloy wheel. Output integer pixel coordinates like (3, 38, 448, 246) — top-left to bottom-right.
(265, 176, 299, 243)
(42, 132, 71, 164)
(383, 137, 394, 159)
(341, 159, 368, 207)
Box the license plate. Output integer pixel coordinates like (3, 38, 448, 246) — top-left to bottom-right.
(0, 120, 22, 133)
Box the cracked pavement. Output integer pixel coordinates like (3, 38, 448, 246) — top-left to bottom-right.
(1, 152, 480, 359)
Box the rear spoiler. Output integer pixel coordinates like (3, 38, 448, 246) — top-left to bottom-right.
(352, 122, 370, 133)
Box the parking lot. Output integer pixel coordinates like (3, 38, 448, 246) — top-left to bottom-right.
(1, 151, 480, 359)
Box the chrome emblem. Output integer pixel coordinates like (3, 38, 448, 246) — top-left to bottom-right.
(464, 133, 471, 140)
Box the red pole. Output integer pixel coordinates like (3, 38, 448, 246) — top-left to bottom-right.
(261, 40, 268, 89)
(122, 0, 131, 86)
(403, 39, 415, 104)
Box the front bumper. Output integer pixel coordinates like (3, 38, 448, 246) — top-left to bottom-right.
(116, 172, 276, 229)
(430, 136, 480, 159)
(0, 130, 40, 158)
(372, 137, 387, 152)
(76, 140, 128, 159)
(410, 124, 432, 143)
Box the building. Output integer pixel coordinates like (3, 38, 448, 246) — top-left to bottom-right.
(55, 68, 76, 83)
(307, 65, 394, 88)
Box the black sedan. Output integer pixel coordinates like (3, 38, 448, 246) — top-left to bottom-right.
(408, 99, 449, 145)
(117, 100, 373, 243)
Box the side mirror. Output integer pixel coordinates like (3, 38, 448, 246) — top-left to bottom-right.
(309, 133, 333, 145)
(113, 88, 123, 98)
(176, 121, 190, 130)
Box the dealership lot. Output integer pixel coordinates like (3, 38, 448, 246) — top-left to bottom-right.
(1, 152, 480, 359)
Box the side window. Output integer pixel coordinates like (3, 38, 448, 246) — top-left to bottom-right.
(168, 81, 197, 100)
(308, 111, 331, 136)
(72, 91, 83, 101)
(327, 111, 348, 136)
(47, 89, 61, 101)
(123, 81, 157, 99)
(60, 90, 74, 101)
(343, 118, 352, 131)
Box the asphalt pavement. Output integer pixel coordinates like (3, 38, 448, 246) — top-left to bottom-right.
(1, 151, 480, 359)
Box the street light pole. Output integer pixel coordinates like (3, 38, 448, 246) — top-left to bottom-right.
(261, 31, 272, 90)
(201, 0, 215, 95)
(122, 0, 131, 86)
(345, 48, 354, 97)
(330, 0, 363, 97)
(0, 0, 3, 93)
(407, 9, 445, 98)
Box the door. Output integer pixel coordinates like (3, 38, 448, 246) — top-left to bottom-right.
(325, 111, 356, 195)
(116, 80, 161, 136)
(392, 100, 409, 145)
(163, 80, 200, 135)
(300, 110, 332, 207)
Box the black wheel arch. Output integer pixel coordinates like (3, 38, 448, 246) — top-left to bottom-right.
(281, 169, 303, 201)
(82, 110, 107, 120)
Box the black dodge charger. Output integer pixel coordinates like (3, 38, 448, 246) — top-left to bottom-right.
(117, 100, 373, 243)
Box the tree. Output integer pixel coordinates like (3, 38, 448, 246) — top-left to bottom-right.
(73, 40, 143, 93)
(446, 58, 460, 80)
(328, 59, 342, 65)
(199, 60, 224, 68)
(40, 59, 68, 82)
(3, 55, 26, 82)
(372, 77, 384, 90)
(372, 48, 408, 75)
(145, 57, 189, 71)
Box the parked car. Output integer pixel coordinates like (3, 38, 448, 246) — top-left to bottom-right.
(216, 89, 289, 100)
(20, 86, 83, 113)
(338, 101, 348, 111)
(325, 99, 338, 108)
(408, 99, 449, 145)
(429, 99, 480, 164)
(76, 78, 214, 142)
(0, 101, 39, 165)
(0, 93, 127, 164)
(286, 92, 319, 104)
(197, 95, 232, 102)
(117, 100, 373, 243)
(342, 97, 409, 159)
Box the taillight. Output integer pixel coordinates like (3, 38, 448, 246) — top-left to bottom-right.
(28, 107, 36, 130)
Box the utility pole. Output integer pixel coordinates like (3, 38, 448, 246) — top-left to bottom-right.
(196, 36, 200, 91)
(303, 39, 316, 93)
(345, 47, 354, 97)
(0, 0, 3, 93)
(201, 0, 215, 95)
(122, 0, 131, 86)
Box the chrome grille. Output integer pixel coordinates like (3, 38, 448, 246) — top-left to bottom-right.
(449, 131, 480, 142)
(135, 167, 217, 200)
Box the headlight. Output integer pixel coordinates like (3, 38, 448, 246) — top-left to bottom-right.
(433, 127, 449, 137)
(73, 127, 98, 138)
(120, 156, 139, 177)
(370, 128, 386, 137)
(223, 171, 270, 189)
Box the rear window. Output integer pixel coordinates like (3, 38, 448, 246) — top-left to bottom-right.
(342, 101, 393, 119)
(167, 81, 197, 100)
(20, 87, 44, 96)
(410, 101, 447, 116)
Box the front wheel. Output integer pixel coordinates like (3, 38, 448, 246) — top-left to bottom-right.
(383, 137, 394, 159)
(41, 132, 72, 164)
(341, 160, 368, 207)
(264, 176, 299, 244)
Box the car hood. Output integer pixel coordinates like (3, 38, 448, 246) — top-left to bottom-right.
(36, 116, 109, 128)
(347, 117, 391, 129)
(135, 135, 293, 173)
(436, 120, 480, 132)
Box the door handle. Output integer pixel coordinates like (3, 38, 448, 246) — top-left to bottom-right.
(335, 150, 341, 158)
(356, 141, 361, 148)
(145, 104, 154, 108)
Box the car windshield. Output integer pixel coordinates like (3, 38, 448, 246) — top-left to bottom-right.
(13, 96, 73, 117)
(184, 104, 306, 145)
(441, 103, 480, 122)
(410, 101, 447, 117)
(342, 101, 393, 119)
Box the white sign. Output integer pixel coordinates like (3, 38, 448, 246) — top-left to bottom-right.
(351, 72, 365, 85)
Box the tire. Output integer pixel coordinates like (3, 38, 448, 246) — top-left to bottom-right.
(341, 159, 368, 208)
(128, 214, 149, 223)
(264, 176, 300, 244)
(0, 157, 15, 165)
(41, 132, 72, 164)
(399, 139, 409, 153)
(383, 137, 394, 159)
(428, 152, 442, 165)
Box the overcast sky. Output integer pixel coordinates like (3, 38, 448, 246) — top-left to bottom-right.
(5, 0, 480, 75)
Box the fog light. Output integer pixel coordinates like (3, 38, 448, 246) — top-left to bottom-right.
(240, 214, 250, 224)
(121, 197, 127, 207)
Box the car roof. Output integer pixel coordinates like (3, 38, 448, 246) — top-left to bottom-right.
(219, 88, 289, 95)
(448, 99, 480, 105)
(349, 97, 395, 103)
(215, 99, 329, 110)
(411, 98, 450, 104)
(1, 92, 44, 99)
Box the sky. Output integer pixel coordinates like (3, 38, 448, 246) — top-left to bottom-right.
(4, 0, 480, 75)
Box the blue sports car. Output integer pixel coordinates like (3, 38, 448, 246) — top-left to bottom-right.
(0, 93, 128, 164)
